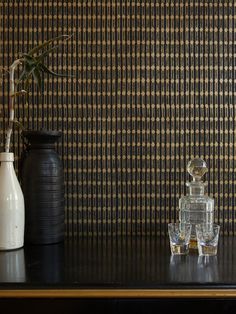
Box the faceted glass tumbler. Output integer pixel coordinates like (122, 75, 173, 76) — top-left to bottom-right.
(168, 223, 192, 255)
(196, 223, 220, 256)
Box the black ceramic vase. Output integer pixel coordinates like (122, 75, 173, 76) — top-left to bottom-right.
(20, 130, 65, 244)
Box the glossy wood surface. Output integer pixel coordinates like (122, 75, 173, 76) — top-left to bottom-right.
(0, 236, 236, 297)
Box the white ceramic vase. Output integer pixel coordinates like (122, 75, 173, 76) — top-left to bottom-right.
(0, 152, 24, 250)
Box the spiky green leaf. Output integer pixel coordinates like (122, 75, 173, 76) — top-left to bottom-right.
(22, 53, 38, 65)
(27, 34, 72, 56)
(39, 63, 72, 77)
(24, 78, 30, 92)
(18, 64, 35, 84)
(18, 69, 27, 82)
(36, 44, 62, 61)
(17, 34, 73, 93)
(13, 119, 25, 131)
(32, 68, 42, 92)
(18, 61, 31, 81)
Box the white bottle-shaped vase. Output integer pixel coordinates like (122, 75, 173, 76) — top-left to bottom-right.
(0, 152, 24, 250)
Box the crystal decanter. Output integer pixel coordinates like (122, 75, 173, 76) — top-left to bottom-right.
(179, 158, 214, 250)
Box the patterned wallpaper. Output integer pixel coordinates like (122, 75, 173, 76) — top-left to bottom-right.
(1, 1, 236, 236)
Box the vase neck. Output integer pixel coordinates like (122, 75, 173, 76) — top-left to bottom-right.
(27, 143, 55, 149)
(0, 152, 14, 162)
(22, 130, 61, 149)
(1, 161, 14, 168)
(0, 160, 17, 182)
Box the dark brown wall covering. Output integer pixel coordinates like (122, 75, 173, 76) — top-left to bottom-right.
(0, 1, 236, 236)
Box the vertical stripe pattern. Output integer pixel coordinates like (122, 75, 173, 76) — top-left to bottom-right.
(0, 1, 236, 236)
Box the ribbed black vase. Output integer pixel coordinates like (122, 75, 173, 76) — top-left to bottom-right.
(20, 130, 65, 244)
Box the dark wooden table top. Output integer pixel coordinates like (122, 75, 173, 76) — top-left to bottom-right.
(0, 235, 236, 298)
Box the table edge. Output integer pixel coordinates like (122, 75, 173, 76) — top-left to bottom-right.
(0, 289, 236, 298)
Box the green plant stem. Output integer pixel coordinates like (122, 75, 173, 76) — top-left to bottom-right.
(5, 59, 22, 153)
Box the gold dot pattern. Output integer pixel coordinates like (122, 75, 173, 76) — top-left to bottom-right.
(0, 1, 236, 237)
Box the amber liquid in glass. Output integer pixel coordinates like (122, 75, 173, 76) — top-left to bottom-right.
(189, 238, 198, 250)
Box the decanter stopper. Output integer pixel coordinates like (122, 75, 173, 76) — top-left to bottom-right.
(187, 158, 208, 182)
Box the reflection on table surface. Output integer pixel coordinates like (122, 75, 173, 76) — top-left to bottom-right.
(0, 248, 25, 282)
(169, 255, 219, 283)
(0, 236, 234, 287)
